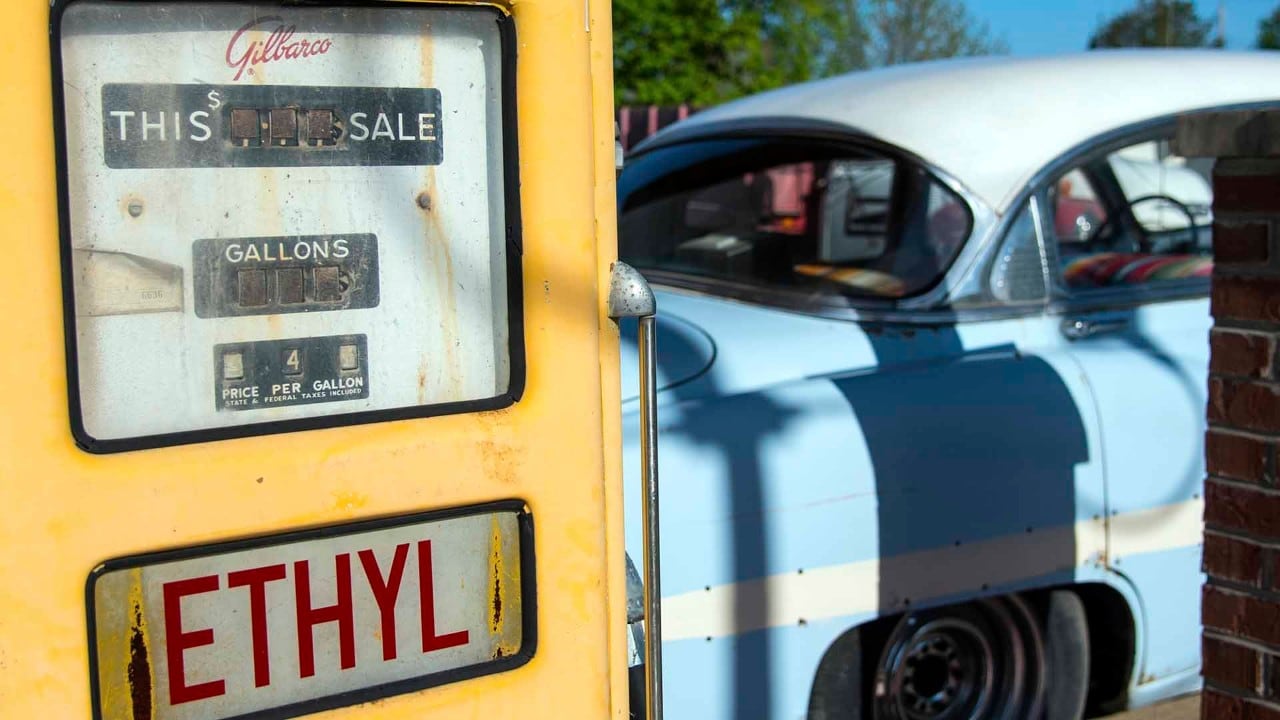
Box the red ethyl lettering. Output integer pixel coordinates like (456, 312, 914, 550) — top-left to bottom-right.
(225, 17, 333, 82)
(162, 575, 226, 705)
(294, 555, 356, 677)
(227, 564, 287, 688)
(417, 540, 469, 652)
(358, 544, 410, 661)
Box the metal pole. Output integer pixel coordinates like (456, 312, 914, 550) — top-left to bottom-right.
(637, 313, 663, 720)
(607, 262, 662, 720)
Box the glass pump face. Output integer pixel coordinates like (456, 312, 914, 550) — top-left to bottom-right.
(58, 2, 521, 450)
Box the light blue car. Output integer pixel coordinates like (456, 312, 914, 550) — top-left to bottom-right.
(617, 51, 1280, 720)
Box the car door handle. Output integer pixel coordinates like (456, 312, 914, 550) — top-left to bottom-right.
(1061, 315, 1130, 340)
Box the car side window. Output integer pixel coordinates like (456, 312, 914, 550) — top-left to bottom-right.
(1046, 137, 1213, 293)
(986, 198, 1047, 306)
(618, 140, 973, 301)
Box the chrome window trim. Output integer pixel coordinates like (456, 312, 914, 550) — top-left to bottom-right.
(1045, 279, 1211, 317)
(644, 279, 1050, 325)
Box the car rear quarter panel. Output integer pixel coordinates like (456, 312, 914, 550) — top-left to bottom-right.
(621, 296, 1136, 718)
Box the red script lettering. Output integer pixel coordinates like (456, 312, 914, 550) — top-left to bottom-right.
(226, 17, 333, 81)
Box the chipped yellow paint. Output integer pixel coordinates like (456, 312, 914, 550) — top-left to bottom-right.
(331, 490, 369, 512)
(502, 527, 523, 656)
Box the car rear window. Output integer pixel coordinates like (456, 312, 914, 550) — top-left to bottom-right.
(618, 138, 972, 300)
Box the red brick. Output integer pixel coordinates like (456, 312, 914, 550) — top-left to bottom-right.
(1214, 276, 1280, 324)
(1206, 584, 1249, 634)
(1205, 533, 1266, 587)
(1213, 331, 1277, 379)
(1245, 697, 1280, 720)
(1217, 223, 1272, 265)
(1205, 635, 1263, 692)
(1217, 172, 1280, 215)
(1204, 689, 1246, 720)
(1209, 379, 1280, 434)
(1202, 689, 1280, 720)
(1207, 481, 1280, 538)
(1205, 585, 1280, 646)
(1208, 430, 1272, 483)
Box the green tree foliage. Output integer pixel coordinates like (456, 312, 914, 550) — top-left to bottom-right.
(1258, 7, 1280, 49)
(613, 0, 1005, 106)
(864, 0, 1008, 66)
(1088, 0, 1221, 49)
(612, 0, 754, 105)
(723, 0, 867, 91)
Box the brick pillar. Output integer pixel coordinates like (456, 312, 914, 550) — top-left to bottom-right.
(1178, 111, 1280, 720)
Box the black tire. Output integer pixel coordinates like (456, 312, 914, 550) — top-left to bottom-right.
(808, 623, 868, 719)
(1042, 590, 1090, 720)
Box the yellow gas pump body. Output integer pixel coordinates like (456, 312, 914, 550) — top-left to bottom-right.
(0, 1, 627, 718)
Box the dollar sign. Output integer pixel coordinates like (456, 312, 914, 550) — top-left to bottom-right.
(207, 89, 222, 111)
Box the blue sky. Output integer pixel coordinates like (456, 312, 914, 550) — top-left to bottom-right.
(976, 0, 1277, 55)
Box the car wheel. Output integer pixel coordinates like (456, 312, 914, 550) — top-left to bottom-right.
(872, 596, 1046, 720)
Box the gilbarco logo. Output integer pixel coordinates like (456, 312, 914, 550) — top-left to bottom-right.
(226, 17, 333, 81)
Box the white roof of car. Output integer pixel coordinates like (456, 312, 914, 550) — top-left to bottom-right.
(638, 50, 1280, 213)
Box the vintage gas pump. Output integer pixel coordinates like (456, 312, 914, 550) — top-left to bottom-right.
(0, 1, 659, 718)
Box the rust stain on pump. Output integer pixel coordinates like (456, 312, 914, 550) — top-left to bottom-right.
(492, 577, 503, 632)
(478, 436, 520, 486)
(413, 23, 462, 396)
(120, 194, 144, 219)
(417, 357, 429, 404)
(127, 602, 152, 720)
(419, 166, 462, 395)
(418, 19, 435, 86)
(487, 515, 523, 659)
(488, 516, 505, 639)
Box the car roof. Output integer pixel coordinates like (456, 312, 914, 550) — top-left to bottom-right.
(632, 50, 1280, 213)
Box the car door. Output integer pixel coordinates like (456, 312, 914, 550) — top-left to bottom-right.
(1040, 129, 1212, 682)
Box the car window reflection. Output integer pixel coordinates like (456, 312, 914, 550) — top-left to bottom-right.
(619, 140, 972, 300)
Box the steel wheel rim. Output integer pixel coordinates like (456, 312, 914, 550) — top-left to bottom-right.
(874, 597, 1044, 720)
(883, 617, 995, 720)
